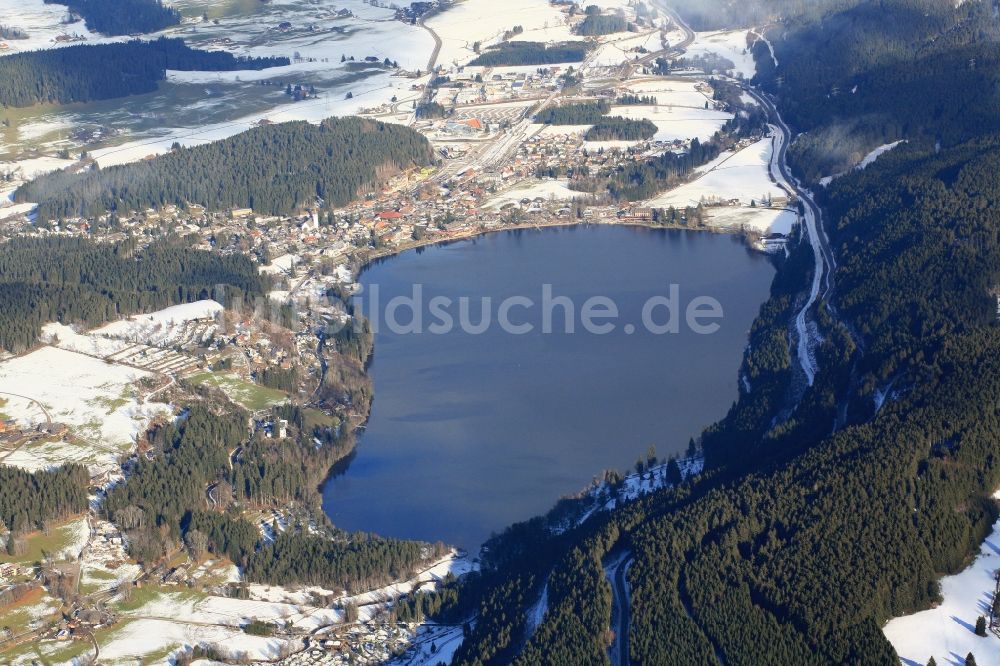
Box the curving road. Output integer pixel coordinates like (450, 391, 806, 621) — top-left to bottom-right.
(746, 87, 836, 386)
(605, 550, 632, 666)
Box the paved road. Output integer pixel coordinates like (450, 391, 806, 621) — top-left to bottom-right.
(605, 551, 632, 666)
(746, 87, 835, 385)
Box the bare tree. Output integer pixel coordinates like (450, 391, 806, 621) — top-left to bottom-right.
(185, 529, 208, 561)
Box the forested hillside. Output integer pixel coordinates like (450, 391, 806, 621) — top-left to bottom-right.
(405, 1, 1000, 664)
(17, 117, 434, 221)
(666, 0, 862, 29)
(103, 402, 432, 591)
(0, 38, 288, 108)
(753, 0, 1000, 180)
(0, 236, 263, 353)
(45, 0, 180, 35)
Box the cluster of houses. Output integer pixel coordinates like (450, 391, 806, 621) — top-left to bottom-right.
(0, 421, 70, 455)
(289, 621, 413, 665)
(440, 66, 563, 106)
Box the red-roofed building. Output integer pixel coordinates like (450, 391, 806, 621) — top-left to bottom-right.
(377, 211, 403, 220)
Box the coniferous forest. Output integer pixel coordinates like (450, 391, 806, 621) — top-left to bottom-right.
(0, 236, 263, 353)
(44, 0, 180, 36)
(102, 402, 429, 591)
(469, 41, 592, 66)
(0, 466, 89, 536)
(17, 117, 435, 221)
(0, 38, 288, 108)
(536, 100, 611, 125)
(575, 10, 629, 36)
(583, 117, 657, 141)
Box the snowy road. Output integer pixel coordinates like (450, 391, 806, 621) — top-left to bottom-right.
(748, 88, 835, 386)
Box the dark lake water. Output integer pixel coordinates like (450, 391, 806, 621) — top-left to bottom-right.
(321, 225, 775, 551)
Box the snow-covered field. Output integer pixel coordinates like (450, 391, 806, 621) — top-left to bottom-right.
(0, 0, 436, 180)
(99, 617, 294, 663)
(125, 589, 341, 632)
(884, 502, 1000, 666)
(537, 80, 731, 150)
(596, 103, 732, 144)
(247, 551, 477, 620)
(93, 299, 223, 344)
(388, 623, 466, 666)
(426, 0, 575, 69)
(587, 30, 663, 68)
(705, 206, 797, 235)
(0, 346, 170, 472)
(819, 140, 906, 186)
(647, 136, 785, 208)
(686, 30, 757, 79)
(0, 0, 107, 54)
(621, 78, 715, 108)
(484, 179, 577, 209)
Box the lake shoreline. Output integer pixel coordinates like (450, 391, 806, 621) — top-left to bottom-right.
(322, 224, 777, 550)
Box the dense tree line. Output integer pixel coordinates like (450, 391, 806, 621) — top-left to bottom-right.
(575, 11, 629, 36)
(0, 25, 29, 40)
(0, 465, 89, 536)
(536, 100, 610, 125)
(415, 101, 447, 119)
(244, 532, 429, 592)
(103, 404, 244, 562)
(617, 94, 656, 105)
(18, 117, 434, 221)
(0, 38, 288, 108)
(0, 236, 263, 353)
(570, 135, 722, 201)
(232, 405, 350, 507)
(257, 366, 299, 392)
(584, 117, 657, 141)
(45, 0, 180, 35)
(469, 41, 592, 66)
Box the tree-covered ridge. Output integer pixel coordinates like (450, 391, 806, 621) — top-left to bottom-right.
(584, 117, 657, 141)
(0, 466, 89, 536)
(0, 236, 263, 353)
(0, 38, 289, 108)
(17, 117, 435, 221)
(753, 0, 1000, 180)
(45, 0, 180, 36)
(469, 41, 592, 66)
(667, 0, 863, 30)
